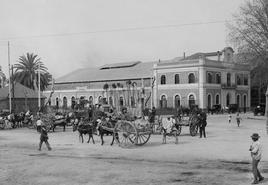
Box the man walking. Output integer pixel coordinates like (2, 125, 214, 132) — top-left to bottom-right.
(249, 133, 264, 184)
(38, 120, 52, 151)
(199, 111, 207, 138)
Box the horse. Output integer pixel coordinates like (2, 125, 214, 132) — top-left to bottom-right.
(93, 117, 119, 146)
(160, 117, 179, 144)
(51, 118, 67, 132)
(73, 123, 95, 143)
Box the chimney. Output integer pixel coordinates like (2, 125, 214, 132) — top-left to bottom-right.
(217, 51, 220, 61)
(158, 59, 161, 63)
(183, 52, 186, 59)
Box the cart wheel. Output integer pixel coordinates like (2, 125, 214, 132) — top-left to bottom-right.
(115, 121, 137, 148)
(189, 124, 198, 136)
(135, 133, 151, 146)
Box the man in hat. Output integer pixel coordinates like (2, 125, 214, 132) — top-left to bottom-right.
(38, 120, 52, 151)
(249, 133, 264, 184)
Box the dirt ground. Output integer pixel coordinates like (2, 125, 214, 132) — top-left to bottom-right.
(0, 113, 268, 185)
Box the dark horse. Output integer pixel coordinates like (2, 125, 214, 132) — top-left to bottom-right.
(51, 114, 67, 132)
(73, 123, 95, 143)
(93, 117, 119, 146)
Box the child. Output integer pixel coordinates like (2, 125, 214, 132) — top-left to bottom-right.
(249, 133, 264, 184)
(38, 123, 52, 151)
(236, 113, 241, 127)
(228, 114, 232, 123)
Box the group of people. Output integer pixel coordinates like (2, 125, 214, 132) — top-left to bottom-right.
(228, 112, 242, 127)
(0, 110, 33, 129)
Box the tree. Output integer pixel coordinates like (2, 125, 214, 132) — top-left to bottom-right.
(12, 53, 51, 91)
(126, 80, 132, 107)
(103, 83, 109, 104)
(227, 0, 268, 130)
(112, 83, 117, 108)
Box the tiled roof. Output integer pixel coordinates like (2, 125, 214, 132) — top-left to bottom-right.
(0, 83, 45, 99)
(56, 61, 156, 83)
(183, 52, 222, 60)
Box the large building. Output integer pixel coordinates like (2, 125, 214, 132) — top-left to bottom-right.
(44, 47, 251, 112)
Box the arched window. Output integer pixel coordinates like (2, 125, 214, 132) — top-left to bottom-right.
(227, 73, 231, 86)
(160, 75, 166, 84)
(89, 96, 93, 105)
(56, 97, 59, 108)
(98, 96, 102, 104)
(63, 97, 67, 108)
(215, 94, 220, 105)
(80, 96, 85, 108)
(243, 94, 247, 108)
(174, 95, 180, 108)
(71, 96, 75, 109)
(236, 94, 240, 108)
(131, 96, 135, 107)
(216, 73, 221, 84)
(188, 73, 195, 83)
(188, 94, 195, 107)
(160, 95, 167, 108)
(119, 96, 124, 106)
(236, 75, 241, 85)
(207, 94, 212, 109)
(207, 73, 213, 83)
(174, 74, 180, 84)
(109, 97, 113, 106)
(226, 93, 230, 106)
(244, 75, 248, 85)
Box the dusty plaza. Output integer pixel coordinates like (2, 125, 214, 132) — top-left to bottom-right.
(0, 113, 267, 185)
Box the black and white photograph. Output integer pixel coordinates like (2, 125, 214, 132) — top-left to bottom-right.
(0, 0, 267, 184)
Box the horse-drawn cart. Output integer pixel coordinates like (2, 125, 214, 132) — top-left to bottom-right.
(157, 113, 200, 137)
(101, 118, 152, 148)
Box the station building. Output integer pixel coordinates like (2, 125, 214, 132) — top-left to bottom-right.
(44, 47, 251, 111)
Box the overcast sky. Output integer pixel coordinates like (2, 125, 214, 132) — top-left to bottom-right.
(0, 0, 245, 79)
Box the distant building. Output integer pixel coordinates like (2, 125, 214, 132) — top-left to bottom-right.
(0, 83, 45, 113)
(44, 47, 251, 111)
(154, 47, 251, 110)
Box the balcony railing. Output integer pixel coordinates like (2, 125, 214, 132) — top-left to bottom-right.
(221, 83, 237, 89)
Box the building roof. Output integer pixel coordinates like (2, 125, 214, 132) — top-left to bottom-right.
(183, 51, 222, 60)
(0, 83, 45, 100)
(56, 61, 156, 83)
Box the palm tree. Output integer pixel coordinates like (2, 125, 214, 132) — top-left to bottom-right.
(12, 53, 51, 91)
(103, 83, 109, 104)
(112, 83, 117, 108)
(126, 80, 131, 107)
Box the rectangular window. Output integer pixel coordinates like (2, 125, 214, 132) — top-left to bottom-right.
(244, 75, 248, 85)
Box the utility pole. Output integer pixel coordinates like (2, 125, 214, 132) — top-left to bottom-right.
(8, 41, 11, 113)
(38, 62, 41, 111)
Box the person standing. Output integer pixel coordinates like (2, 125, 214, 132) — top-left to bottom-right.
(249, 133, 264, 184)
(38, 122, 52, 151)
(236, 113, 242, 127)
(228, 114, 232, 124)
(199, 111, 207, 138)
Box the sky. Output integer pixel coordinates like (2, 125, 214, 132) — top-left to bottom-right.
(0, 0, 245, 79)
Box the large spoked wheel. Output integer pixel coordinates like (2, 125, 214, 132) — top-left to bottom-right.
(189, 115, 199, 136)
(115, 121, 137, 148)
(189, 123, 198, 136)
(135, 132, 151, 146)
